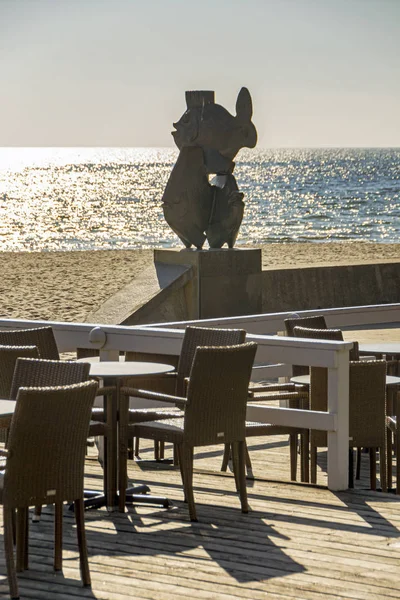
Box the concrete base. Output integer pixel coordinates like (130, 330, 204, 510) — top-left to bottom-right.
(154, 248, 262, 319)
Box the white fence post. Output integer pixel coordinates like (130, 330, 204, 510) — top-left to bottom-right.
(327, 349, 349, 490)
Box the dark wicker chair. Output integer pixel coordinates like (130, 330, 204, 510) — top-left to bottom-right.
(0, 380, 98, 599)
(292, 325, 363, 482)
(0, 326, 59, 360)
(10, 358, 109, 519)
(293, 325, 360, 361)
(285, 315, 328, 376)
(120, 326, 246, 471)
(310, 360, 387, 489)
(132, 342, 258, 521)
(0, 346, 40, 399)
(0, 346, 40, 438)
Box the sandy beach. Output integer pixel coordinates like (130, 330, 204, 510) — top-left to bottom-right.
(0, 242, 399, 323)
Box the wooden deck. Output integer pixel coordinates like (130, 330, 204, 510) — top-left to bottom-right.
(1, 435, 400, 600)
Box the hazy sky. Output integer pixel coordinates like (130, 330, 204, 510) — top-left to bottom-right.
(1, 0, 399, 147)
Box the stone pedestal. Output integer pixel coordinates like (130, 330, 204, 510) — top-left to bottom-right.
(154, 248, 262, 320)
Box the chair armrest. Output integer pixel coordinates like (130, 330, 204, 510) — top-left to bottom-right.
(387, 415, 396, 432)
(250, 390, 309, 403)
(96, 385, 116, 396)
(120, 387, 187, 409)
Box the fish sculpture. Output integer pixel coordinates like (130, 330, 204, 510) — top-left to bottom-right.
(162, 87, 257, 249)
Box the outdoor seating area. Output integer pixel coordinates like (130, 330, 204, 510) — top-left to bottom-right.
(0, 305, 399, 598)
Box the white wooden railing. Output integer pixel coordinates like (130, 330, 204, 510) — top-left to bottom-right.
(1, 303, 399, 492)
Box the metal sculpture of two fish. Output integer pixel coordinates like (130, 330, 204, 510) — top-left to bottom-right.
(162, 88, 257, 249)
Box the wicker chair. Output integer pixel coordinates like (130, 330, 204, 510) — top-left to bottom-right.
(284, 315, 328, 376)
(0, 346, 40, 438)
(132, 342, 257, 521)
(293, 325, 363, 483)
(309, 360, 387, 489)
(0, 326, 59, 360)
(0, 380, 98, 599)
(118, 326, 247, 471)
(9, 358, 108, 520)
(293, 325, 360, 360)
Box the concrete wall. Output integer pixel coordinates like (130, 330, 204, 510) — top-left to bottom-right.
(261, 262, 400, 313)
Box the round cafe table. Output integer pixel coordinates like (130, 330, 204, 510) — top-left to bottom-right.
(359, 343, 400, 375)
(291, 374, 400, 387)
(359, 343, 400, 357)
(79, 357, 175, 512)
(0, 399, 16, 427)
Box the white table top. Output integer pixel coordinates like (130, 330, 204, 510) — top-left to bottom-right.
(359, 343, 400, 356)
(0, 399, 16, 418)
(291, 374, 400, 387)
(78, 357, 175, 379)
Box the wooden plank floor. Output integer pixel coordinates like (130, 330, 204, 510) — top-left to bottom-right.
(1, 437, 400, 600)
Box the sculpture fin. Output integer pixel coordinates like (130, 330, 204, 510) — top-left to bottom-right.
(236, 87, 253, 122)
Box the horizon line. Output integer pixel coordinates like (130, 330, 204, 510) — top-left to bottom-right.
(1, 145, 399, 150)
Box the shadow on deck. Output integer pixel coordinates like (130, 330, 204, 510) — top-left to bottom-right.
(1, 436, 400, 599)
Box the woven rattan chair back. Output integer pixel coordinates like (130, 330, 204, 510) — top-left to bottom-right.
(176, 326, 247, 396)
(284, 316, 327, 376)
(310, 359, 387, 450)
(0, 326, 59, 360)
(124, 351, 180, 395)
(0, 346, 39, 399)
(183, 342, 257, 447)
(284, 315, 327, 337)
(293, 325, 359, 361)
(3, 380, 98, 508)
(349, 360, 387, 448)
(9, 358, 91, 400)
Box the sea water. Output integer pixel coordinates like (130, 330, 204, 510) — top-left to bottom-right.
(0, 147, 398, 251)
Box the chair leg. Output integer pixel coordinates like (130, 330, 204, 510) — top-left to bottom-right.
(54, 502, 63, 571)
(245, 442, 253, 478)
(4, 506, 19, 600)
(134, 436, 140, 458)
(23, 509, 28, 571)
(173, 443, 179, 467)
(233, 441, 248, 513)
(16, 508, 28, 572)
(74, 499, 91, 587)
(231, 442, 240, 492)
(11, 508, 16, 546)
(348, 448, 354, 489)
(118, 435, 128, 513)
(356, 448, 362, 480)
(221, 443, 231, 472)
(310, 446, 317, 484)
(300, 430, 310, 483)
(179, 444, 196, 522)
(154, 440, 160, 461)
(369, 447, 377, 491)
(387, 431, 393, 490)
(289, 434, 298, 481)
(176, 444, 187, 502)
(159, 441, 165, 460)
(380, 446, 387, 493)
